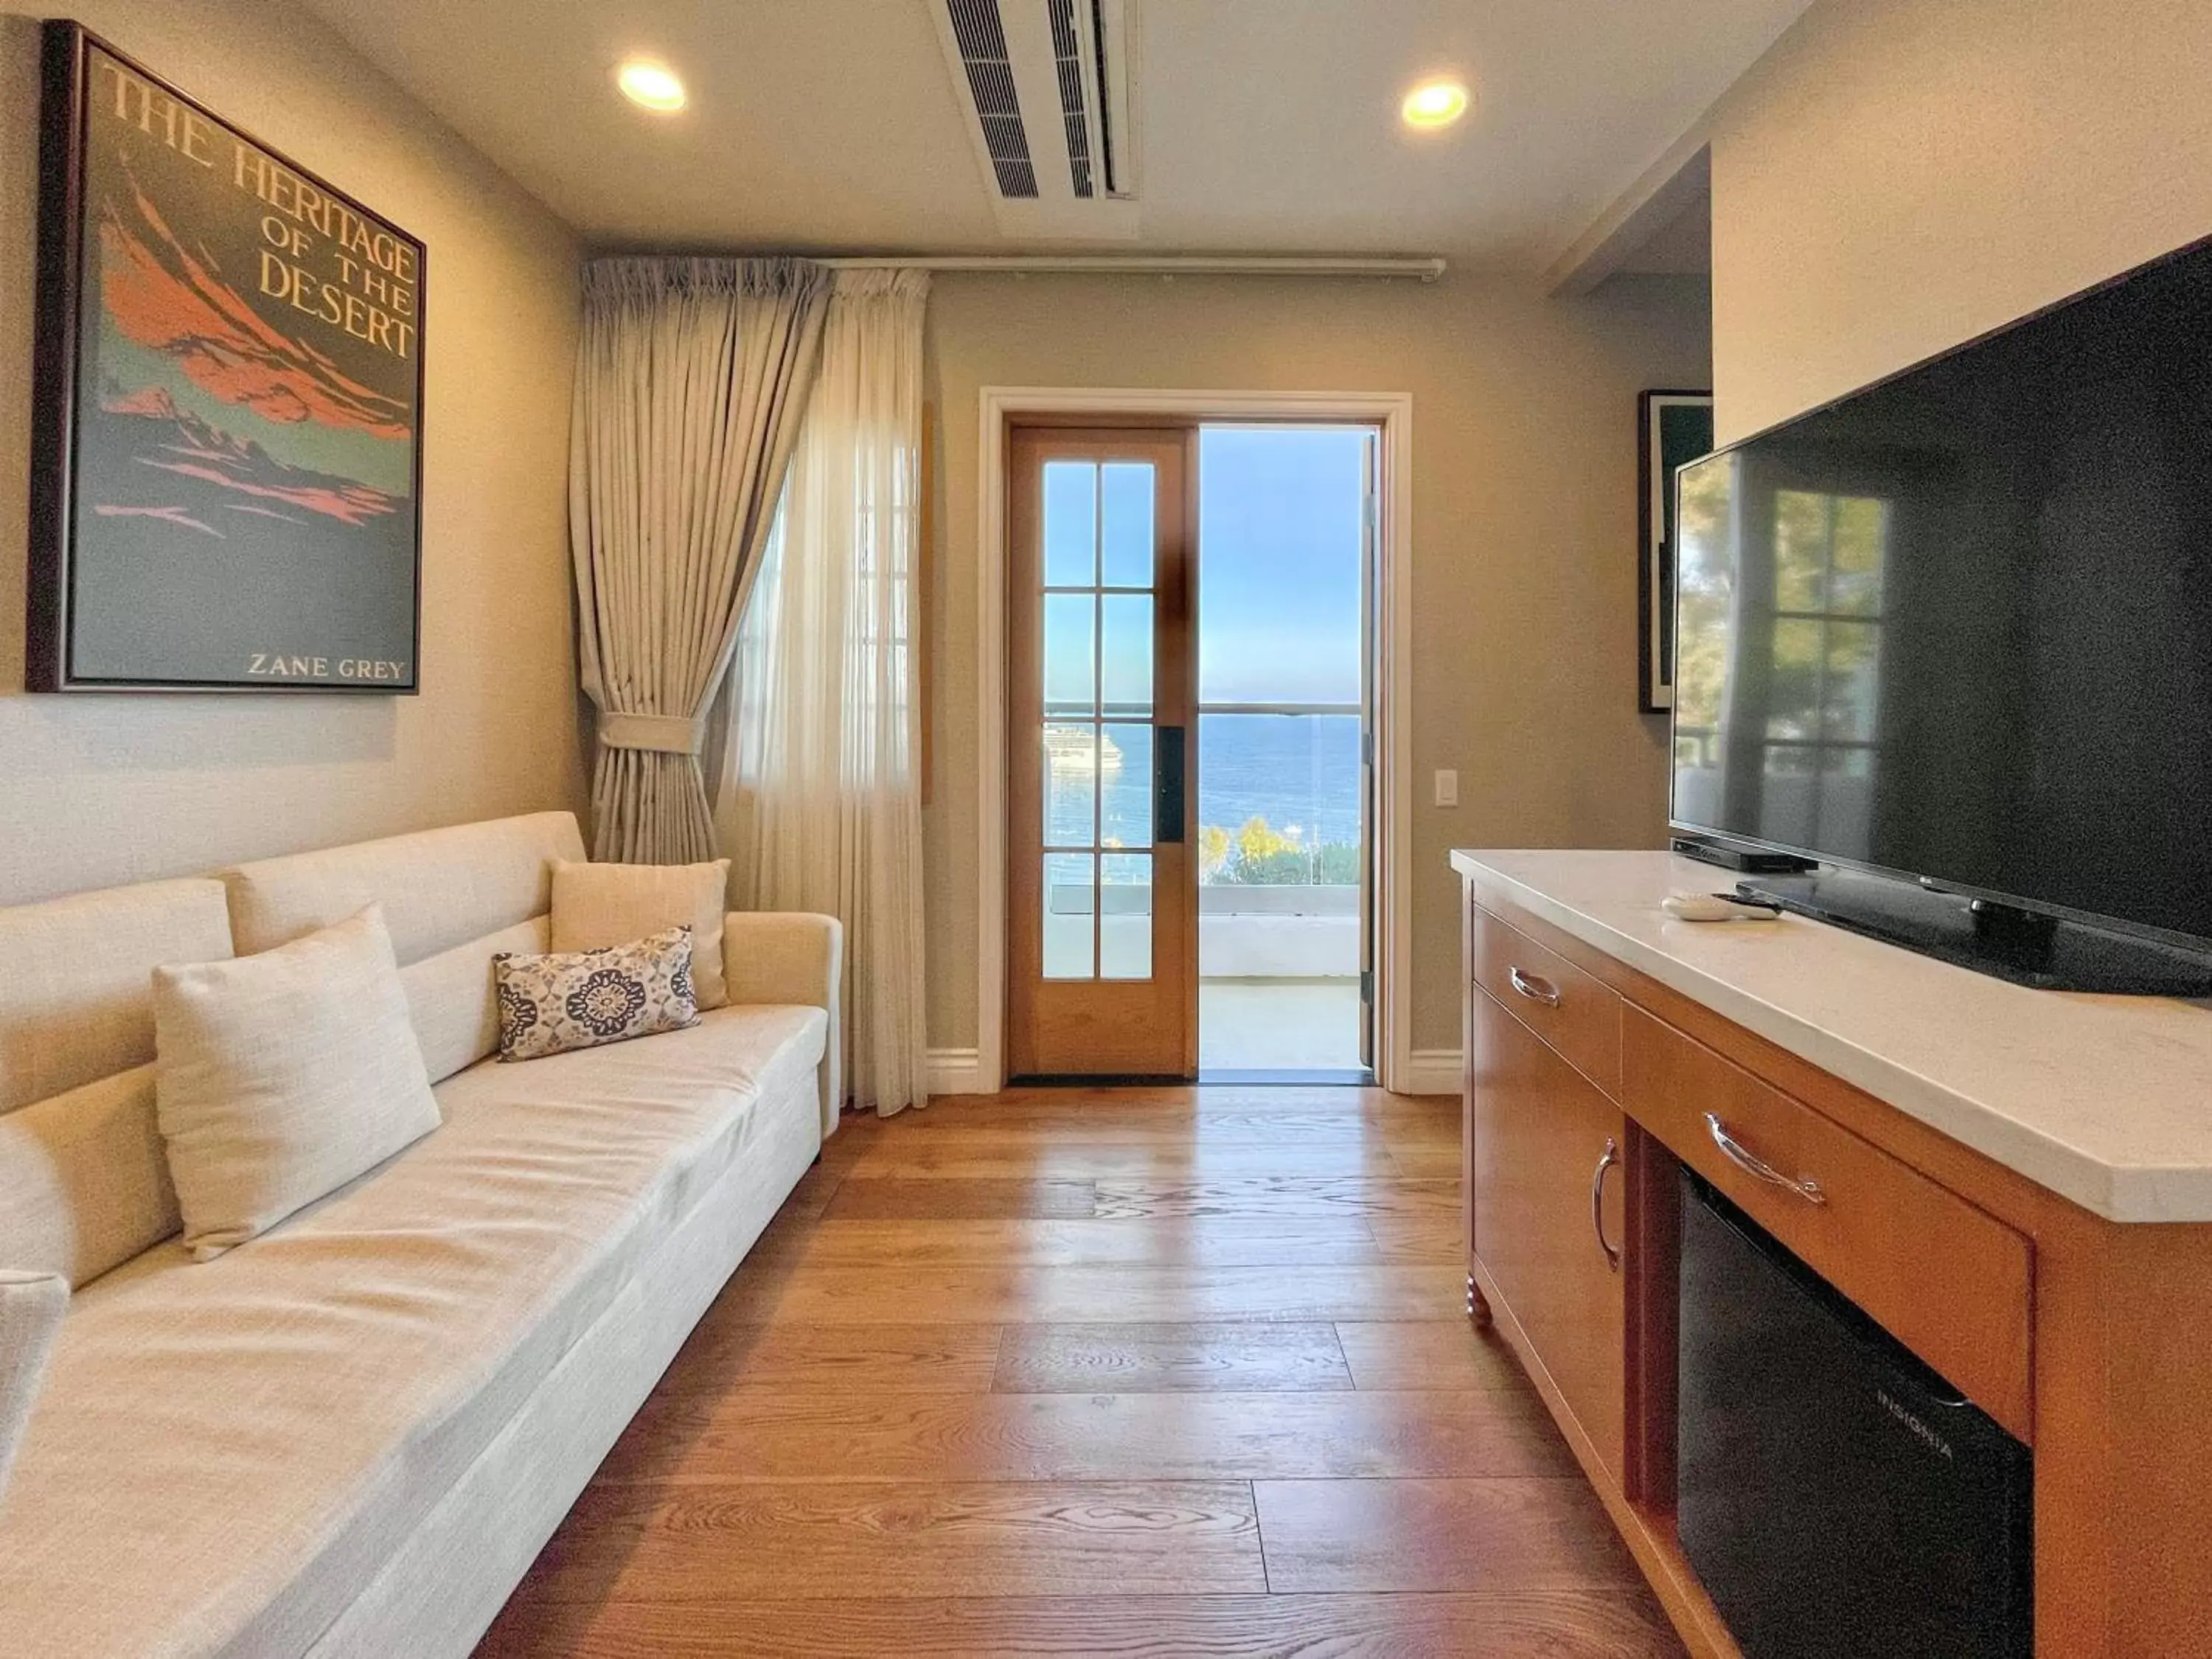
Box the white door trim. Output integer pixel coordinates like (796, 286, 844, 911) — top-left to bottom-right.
(975, 386, 1416, 1092)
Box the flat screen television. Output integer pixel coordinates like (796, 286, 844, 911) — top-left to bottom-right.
(1669, 235, 2212, 988)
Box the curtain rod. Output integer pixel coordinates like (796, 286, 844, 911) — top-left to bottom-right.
(814, 254, 1447, 282)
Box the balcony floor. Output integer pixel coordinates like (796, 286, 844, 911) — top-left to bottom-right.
(1199, 976, 1364, 1072)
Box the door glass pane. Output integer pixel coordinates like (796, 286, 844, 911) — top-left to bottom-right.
(1043, 852, 1095, 978)
(1099, 462, 1155, 588)
(1043, 723, 1099, 846)
(1043, 592, 1096, 717)
(1099, 722, 1153, 849)
(1100, 593, 1154, 717)
(1043, 462, 1097, 587)
(1100, 852, 1152, 980)
(1197, 429, 1364, 704)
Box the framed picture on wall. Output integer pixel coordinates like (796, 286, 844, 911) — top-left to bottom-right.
(27, 21, 425, 693)
(1637, 389, 1714, 712)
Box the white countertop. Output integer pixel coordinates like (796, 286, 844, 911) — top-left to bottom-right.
(1450, 849, 2212, 1224)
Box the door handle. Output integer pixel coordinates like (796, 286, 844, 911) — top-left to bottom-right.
(1155, 726, 1185, 843)
(1590, 1137, 1621, 1272)
(1508, 965, 1561, 1007)
(1705, 1113, 1826, 1205)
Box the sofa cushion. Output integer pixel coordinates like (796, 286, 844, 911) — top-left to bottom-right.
(0, 1068, 179, 1287)
(154, 907, 442, 1261)
(0, 1001, 826, 1658)
(0, 1271, 67, 1503)
(552, 858, 731, 1009)
(223, 813, 588, 1087)
(0, 879, 232, 1283)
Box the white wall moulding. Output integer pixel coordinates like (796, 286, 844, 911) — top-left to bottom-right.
(1400, 1049, 1465, 1096)
(925, 1048, 986, 1097)
(975, 386, 1416, 1094)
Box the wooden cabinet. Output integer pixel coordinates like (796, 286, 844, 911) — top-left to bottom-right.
(1461, 871, 2212, 1659)
(1467, 984, 1627, 1484)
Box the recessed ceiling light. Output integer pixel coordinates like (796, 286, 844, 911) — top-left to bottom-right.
(1401, 78, 1470, 130)
(616, 59, 687, 114)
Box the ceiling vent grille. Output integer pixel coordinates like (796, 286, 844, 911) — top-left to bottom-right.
(1047, 0, 1093, 198)
(945, 0, 1037, 198)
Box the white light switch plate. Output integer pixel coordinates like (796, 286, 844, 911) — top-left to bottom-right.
(1433, 768, 1458, 807)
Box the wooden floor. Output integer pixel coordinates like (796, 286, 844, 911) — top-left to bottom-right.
(476, 1086, 1680, 1658)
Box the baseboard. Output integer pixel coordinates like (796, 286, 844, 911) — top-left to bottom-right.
(1397, 1048, 1464, 1096)
(926, 1047, 985, 1096)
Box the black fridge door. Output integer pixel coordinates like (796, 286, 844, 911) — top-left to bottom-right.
(1676, 1172, 2032, 1659)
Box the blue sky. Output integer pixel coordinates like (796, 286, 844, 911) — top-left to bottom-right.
(1197, 426, 1368, 705)
(1044, 426, 1370, 712)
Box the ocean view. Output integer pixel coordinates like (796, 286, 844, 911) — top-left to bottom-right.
(1046, 712, 1362, 877)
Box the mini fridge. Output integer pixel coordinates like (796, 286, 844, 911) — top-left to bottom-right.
(1677, 1172, 2034, 1658)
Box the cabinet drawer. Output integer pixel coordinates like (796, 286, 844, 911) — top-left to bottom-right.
(1622, 1006, 2033, 1442)
(1470, 908, 1622, 1097)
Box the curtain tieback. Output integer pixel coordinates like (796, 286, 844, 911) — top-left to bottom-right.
(599, 711, 706, 754)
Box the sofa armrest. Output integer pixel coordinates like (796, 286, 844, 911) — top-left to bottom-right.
(723, 911, 844, 1138)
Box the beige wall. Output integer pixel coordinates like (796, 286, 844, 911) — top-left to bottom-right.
(922, 271, 1712, 1056)
(1707, 0, 2212, 445)
(0, 0, 586, 905)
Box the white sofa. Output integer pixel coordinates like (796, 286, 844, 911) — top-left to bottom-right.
(0, 812, 841, 1659)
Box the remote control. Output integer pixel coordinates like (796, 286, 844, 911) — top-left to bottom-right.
(1663, 891, 1784, 922)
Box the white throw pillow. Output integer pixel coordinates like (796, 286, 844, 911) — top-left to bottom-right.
(0, 1270, 66, 1503)
(551, 858, 731, 1009)
(153, 904, 439, 1260)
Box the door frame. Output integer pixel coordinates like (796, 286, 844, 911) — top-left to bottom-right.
(975, 386, 1416, 1092)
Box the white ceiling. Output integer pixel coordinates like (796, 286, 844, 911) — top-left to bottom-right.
(296, 0, 1806, 269)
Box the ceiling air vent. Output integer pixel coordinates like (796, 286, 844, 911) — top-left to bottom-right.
(930, 0, 1141, 237)
(1047, 0, 1093, 198)
(945, 0, 1038, 198)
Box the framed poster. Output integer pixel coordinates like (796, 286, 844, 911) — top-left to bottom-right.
(1637, 389, 1714, 712)
(27, 22, 425, 693)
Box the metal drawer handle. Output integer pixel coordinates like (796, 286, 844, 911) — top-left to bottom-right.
(1507, 965, 1561, 1007)
(1705, 1113, 1827, 1206)
(1590, 1137, 1621, 1272)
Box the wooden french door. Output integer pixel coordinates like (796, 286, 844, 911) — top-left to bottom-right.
(1007, 426, 1197, 1079)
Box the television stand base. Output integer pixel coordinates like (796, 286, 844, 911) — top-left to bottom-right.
(1734, 869, 2212, 997)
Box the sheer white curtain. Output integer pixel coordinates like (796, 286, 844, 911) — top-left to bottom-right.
(720, 269, 931, 1116)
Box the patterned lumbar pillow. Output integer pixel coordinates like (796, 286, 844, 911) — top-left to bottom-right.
(493, 925, 698, 1062)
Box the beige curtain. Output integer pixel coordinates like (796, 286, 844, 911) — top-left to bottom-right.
(721, 269, 931, 1115)
(569, 257, 830, 863)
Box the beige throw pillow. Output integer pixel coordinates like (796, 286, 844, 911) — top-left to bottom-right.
(153, 905, 440, 1261)
(0, 1270, 66, 1502)
(493, 926, 699, 1061)
(552, 858, 730, 1009)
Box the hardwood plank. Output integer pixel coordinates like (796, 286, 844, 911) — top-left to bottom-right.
(1255, 1477, 1654, 1595)
(993, 1321, 1352, 1393)
(1335, 1321, 1529, 1391)
(517, 1481, 1264, 1602)
(1387, 1136, 1469, 1178)
(1091, 1175, 1458, 1220)
(655, 1323, 1004, 1397)
(820, 1177, 1099, 1220)
(1364, 1209, 1467, 1261)
(479, 1590, 1685, 1658)
(845, 1138, 1401, 1179)
(595, 1387, 1576, 1484)
(759, 1216, 1385, 1268)
(700, 1261, 1465, 1325)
